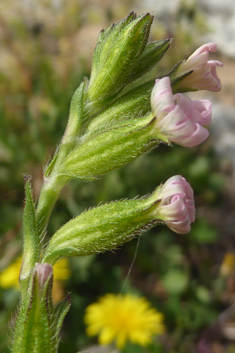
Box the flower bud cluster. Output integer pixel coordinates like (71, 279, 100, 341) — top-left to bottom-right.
(35, 12, 172, 229)
(35, 13, 223, 240)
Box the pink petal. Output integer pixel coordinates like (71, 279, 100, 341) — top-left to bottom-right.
(151, 77, 175, 117)
(190, 43, 217, 57)
(174, 123, 209, 147)
(162, 195, 188, 219)
(192, 100, 212, 125)
(175, 43, 223, 92)
(174, 93, 194, 118)
(207, 60, 224, 68)
(35, 263, 53, 288)
(167, 215, 192, 234)
(157, 175, 195, 234)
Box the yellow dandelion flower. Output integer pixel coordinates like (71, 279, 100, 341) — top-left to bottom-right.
(0, 257, 22, 290)
(52, 258, 71, 303)
(84, 293, 165, 349)
(53, 258, 71, 281)
(220, 253, 235, 277)
(52, 279, 66, 304)
(0, 257, 71, 293)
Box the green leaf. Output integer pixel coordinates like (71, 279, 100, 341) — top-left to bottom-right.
(20, 178, 39, 294)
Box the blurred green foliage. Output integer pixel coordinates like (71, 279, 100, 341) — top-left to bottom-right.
(0, 0, 234, 352)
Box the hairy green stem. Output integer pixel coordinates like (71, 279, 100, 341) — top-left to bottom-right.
(36, 175, 67, 234)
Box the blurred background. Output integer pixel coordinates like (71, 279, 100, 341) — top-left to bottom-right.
(0, 0, 235, 352)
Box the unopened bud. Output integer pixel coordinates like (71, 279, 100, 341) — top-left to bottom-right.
(35, 262, 53, 289)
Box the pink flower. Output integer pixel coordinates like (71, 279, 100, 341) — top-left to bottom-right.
(157, 175, 195, 234)
(151, 77, 212, 147)
(176, 43, 223, 92)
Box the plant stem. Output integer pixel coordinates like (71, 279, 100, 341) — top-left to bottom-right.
(36, 175, 67, 234)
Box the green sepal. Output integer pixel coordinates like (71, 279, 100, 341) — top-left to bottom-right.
(125, 39, 171, 85)
(85, 80, 154, 135)
(20, 178, 39, 295)
(54, 293, 71, 339)
(12, 263, 71, 353)
(59, 114, 167, 181)
(88, 12, 153, 104)
(42, 195, 161, 265)
(91, 12, 137, 79)
(44, 150, 59, 178)
(63, 78, 89, 143)
(168, 62, 197, 93)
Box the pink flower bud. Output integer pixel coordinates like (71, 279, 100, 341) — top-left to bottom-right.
(177, 43, 223, 92)
(157, 175, 195, 234)
(151, 77, 212, 147)
(35, 263, 53, 289)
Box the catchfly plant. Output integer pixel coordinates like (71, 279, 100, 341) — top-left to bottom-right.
(2, 11, 222, 353)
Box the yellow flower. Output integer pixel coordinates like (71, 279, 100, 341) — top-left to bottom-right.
(0, 257, 71, 296)
(53, 258, 71, 281)
(220, 253, 235, 277)
(0, 257, 22, 290)
(84, 293, 165, 349)
(52, 258, 71, 303)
